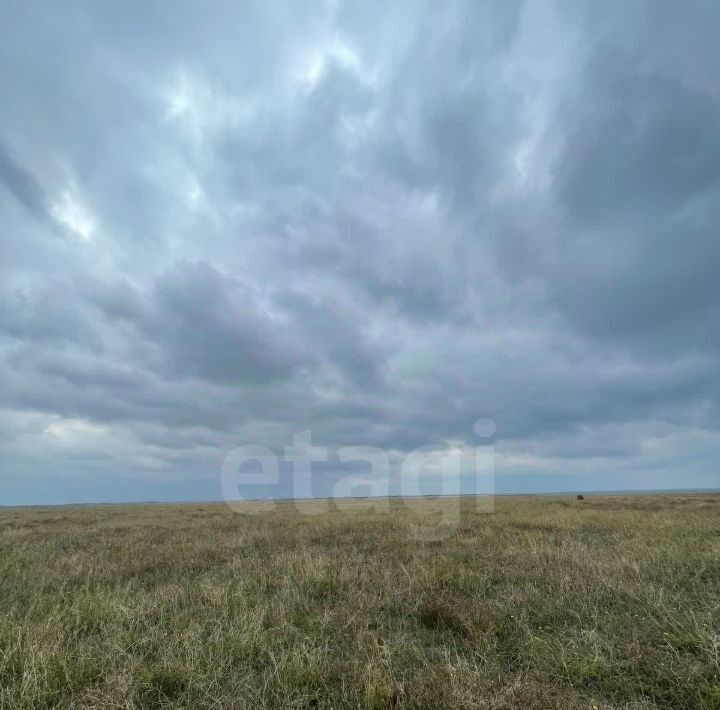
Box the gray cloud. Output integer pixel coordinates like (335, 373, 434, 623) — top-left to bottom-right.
(1, 0, 719, 504)
(0, 142, 51, 222)
(143, 262, 307, 386)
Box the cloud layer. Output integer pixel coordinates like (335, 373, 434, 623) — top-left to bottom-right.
(2, 0, 719, 503)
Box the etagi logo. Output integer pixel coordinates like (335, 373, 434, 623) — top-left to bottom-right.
(220, 419, 495, 540)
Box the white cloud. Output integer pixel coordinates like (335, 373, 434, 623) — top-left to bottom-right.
(51, 188, 96, 241)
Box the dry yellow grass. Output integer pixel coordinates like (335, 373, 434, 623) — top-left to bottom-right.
(1, 494, 719, 709)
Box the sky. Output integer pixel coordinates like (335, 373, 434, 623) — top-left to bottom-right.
(1, 0, 719, 505)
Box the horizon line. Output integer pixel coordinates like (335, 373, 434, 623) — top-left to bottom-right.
(3, 487, 719, 510)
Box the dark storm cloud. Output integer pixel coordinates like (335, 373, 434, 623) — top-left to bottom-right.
(1, 0, 719, 503)
(143, 262, 306, 386)
(545, 26, 720, 350)
(558, 69, 720, 222)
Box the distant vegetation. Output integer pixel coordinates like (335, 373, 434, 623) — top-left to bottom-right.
(1, 494, 719, 709)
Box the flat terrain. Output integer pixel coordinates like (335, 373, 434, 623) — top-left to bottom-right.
(1, 494, 719, 709)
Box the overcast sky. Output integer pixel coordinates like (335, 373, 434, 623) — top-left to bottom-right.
(2, 0, 719, 505)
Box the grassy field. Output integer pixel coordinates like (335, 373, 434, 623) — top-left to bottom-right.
(1, 494, 719, 709)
